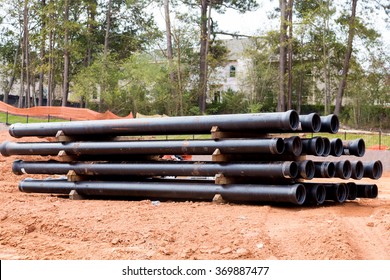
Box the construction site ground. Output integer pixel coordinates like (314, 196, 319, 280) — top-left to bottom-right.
(0, 127, 389, 260)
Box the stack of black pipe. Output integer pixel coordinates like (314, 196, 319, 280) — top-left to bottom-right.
(0, 110, 382, 206)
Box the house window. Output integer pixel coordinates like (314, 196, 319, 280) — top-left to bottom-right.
(229, 65, 236, 77)
(214, 91, 221, 103)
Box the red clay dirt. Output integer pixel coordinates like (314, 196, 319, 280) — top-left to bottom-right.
(0, 128, 389, 260)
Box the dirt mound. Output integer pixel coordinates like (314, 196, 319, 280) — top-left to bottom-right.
(0, 101, 133, 121)
(0, 129, 389, 260)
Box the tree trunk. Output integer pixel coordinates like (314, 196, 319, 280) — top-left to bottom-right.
(24, 0, 31, 108)
(19, 47, 25, 108)
(322, 0, 330, 115)
(198, 0, 208, 114)
(164, 0, 177, 115)
(287, 0, 293, 110)
(38, 0, 46, 106)
(334, 0, 358, 116)
(100, 0, 112, 112)
(278, 0, 287, 112)
(84, 1, 96, 67)
(62, 0, 70, 107)
(47, 19, 53, 106)
(177, 40, 184, 116)
(4, 41, 20, 104)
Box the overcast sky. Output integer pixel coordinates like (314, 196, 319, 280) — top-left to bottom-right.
(153, 1, 389, 47)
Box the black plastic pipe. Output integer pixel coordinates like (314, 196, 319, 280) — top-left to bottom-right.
(324, 183, 347, 203)
(314, 161, 335, 178)
(301, 137, 325, 156)
(18, 178, 307, 205)
(356, 184, 378, 198)
(321, 137, 331, 157)
(342, 139, 365, 157)
(0, 138, 285, 157)
(12, 160, 299, 179)
(330, 138, 343, 157)
(297, 160, 315, 180)
(350, 161, 364, 180)
(284, 136, 303, 156)
(320, 114, 339, 134)
(303, 183, 326, 205)
(346, 182, 357, 200)
(335, 160, 352, 179)
(363, 160, 383, 180)
(299, 113, 321, 133)
(9, 110, 300, 138)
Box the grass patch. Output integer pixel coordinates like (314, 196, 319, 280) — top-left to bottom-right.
(0, 112, 69, 124)
(308, 132, 390, 149)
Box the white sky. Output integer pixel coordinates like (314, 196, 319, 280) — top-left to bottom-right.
(153, 1, 389, 47)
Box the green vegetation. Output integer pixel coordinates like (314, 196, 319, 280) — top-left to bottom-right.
(0, 112, 68, 125)
(0, 0, 388, 129)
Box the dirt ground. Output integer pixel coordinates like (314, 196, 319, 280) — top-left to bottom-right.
(0, 127, 389, 260)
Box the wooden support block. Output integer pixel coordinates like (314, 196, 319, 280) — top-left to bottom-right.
(69, 190, 86, 200)
(215, 173, 236, 185)
(56, 150, 77, 162)
(67, 170, 85, 182)
(55, 130, 74, 142)
(211, 149, 229, 162)
(212, 194, 226, 204)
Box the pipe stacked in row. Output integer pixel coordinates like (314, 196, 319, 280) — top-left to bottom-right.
(0, 110, 382, 206)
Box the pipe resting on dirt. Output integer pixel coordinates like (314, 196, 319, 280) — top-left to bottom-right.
(18, 178, 307, 205)
(324, 183, 348, 203)
(356, 184, 378, 198)
(303, 183, 326, 205)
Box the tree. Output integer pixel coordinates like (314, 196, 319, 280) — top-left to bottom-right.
(334, 0, 357, 116)
(182, 0, 258, 114)
(61, 0, 70, 106)
(278, 0, 287, 112)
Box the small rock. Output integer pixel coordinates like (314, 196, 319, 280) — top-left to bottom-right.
(366, 222, 375, 227)
(151, 201, 160, 206)
(111, 238, 120, 245)
(161, 248, 173, 255)
(236, 248, 249, 257)
(25, 225, 36, 234)
(256, 243, 264, 249)
(212, 194, 226, 204)
(220, 247, 232, 254)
